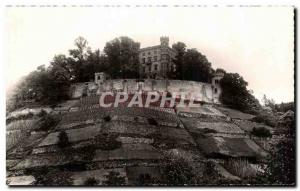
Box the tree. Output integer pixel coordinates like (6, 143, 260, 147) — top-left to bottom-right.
(37, 64, 46, 72)
(82, 49, 108, 81)
(8, 36, 105, 110)
(220, 72, 261, 113)
(215, 68, 226, 74)
(35, 70, 70, 103)
(263, 139, 295, 185)
(262, 94, 276, 110)
(181, 49, 213, 83)
(58, 131, 70, 148)
(65, 37, 108, 82)
(244, 93, 262, 114)
(104, 36, 140, 79)
(69, 36, 89, 62)
(9, 63, 71, 107)
(172, 42, 186, 79)
(275, 102, 294, 112)
(6, 76, 30, 112)
(172, 43, 214, 82)
(49, 54, 74, 83)
(68, 36, 90, 82)
(251, 127, 272, 138)
(256, 114, 295, 185)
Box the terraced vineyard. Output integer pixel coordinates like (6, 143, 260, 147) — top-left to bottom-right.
(6, 99, 272, 186)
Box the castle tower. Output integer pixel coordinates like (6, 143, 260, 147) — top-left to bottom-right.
(139, 36, 176, 79)
(160, 36, 169, 47)
(211, 71, 225, 103)
(95, 72, 106, 85)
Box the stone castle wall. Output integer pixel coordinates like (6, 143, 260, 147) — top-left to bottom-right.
(70, 79, 220, 103)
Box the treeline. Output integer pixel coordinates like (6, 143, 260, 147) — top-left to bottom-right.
(8, 36, 141, 111)
(219, 72, 262, 114)
(170, 42, 213, 82)
(8, 36, 261, 114)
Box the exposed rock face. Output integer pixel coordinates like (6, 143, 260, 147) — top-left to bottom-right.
(7, 176, 36, 186)
(279, 110, 294, 122)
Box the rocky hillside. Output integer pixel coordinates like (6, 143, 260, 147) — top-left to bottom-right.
(6, 95, 280, 186)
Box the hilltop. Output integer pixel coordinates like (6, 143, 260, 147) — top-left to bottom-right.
(6, 36, 295, 186)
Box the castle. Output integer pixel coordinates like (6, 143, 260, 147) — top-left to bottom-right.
(138, 37, 177, 79)
(72, 37, 225, 104)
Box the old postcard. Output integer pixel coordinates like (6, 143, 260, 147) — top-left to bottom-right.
(5, 5, 295, 186)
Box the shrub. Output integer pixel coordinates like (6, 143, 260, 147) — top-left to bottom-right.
(103, 115, 111, 122)
(251, 127, 272, 138)
(138, 174, 152, 185)
(57, 131, 70, 148)
(164, 158, 197, 185)
(103, 171, 126, 186)
(148, 118, 158, 126)
(59, 161, 87, 171)
(137, 173, 160, 185)
(150, 133, 177, 149)
(198, 128, 217, 134)
(224, 158, 256, 179)
(252, 116, 295, 185)
(94, 133, 122, 150)
(43, 171, 72, 186)
(133, 116, 139, 122)
(27, 112, 34, 118)
(38, 114, 60, 131)
(275, 102, 294, 113)
(258, 139, 295, 185)
(251, 115, 276, 127)
(6, 117, 16, 124)
(83, 177, 99, 186)
(78, 145, 96, 161)
(199, 161, 224, 185)
(37, 109, 47, 117)
(26, 167, 72, 186)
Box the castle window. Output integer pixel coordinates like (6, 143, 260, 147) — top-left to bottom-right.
(154, 65, 158, 71)
(147, 57, 151, 62)
(148, 52, 151, 55)
(215, 79, 219, 84)
(166, 55, 170, 61)
(215, 88, 218, 93)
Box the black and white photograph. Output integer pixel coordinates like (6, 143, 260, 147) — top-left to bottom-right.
(4, 4, 295, 186)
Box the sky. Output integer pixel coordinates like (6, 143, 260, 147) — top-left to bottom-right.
(5, 6, 294, 103)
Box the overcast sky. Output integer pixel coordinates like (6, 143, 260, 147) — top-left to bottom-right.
(5, 6, 294, 103)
